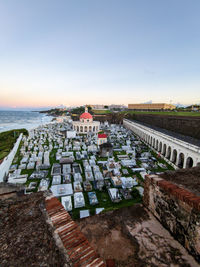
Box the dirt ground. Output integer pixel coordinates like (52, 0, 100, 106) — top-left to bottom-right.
(78, 205, 199, 267)
(160, 166, 200, 196)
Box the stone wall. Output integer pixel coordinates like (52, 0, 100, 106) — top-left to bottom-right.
(143, 174, 200, 263)
(131, 114, 200, 139)
(0, 133, 22, 182)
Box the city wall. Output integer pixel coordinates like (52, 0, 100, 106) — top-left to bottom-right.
(0, 134, 22, 182)
(143, 174, 200, 263)
(129, 114, 200, 140)
(72, 112, 200, 140)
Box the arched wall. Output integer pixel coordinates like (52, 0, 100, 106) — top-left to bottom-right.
(123, 119, 200, 169)
(72, 121, 100, 134)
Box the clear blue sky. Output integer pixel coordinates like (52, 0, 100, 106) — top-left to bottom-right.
(0, 0, 200, 108)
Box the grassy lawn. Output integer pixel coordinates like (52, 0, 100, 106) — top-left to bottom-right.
(93, 109, 112, 114)
(150, 150, 175, 171)
(0, 129, 28, 160)
(71, 188, 142, 220)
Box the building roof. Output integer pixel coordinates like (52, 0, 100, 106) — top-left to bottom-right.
(80, 112, 93, 119)
(98, 133, 107, 138)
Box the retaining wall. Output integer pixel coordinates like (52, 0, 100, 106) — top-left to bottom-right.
(0, 134, 22, 182)
(131, 114, 200, 140)
(143, 174, 200, 263)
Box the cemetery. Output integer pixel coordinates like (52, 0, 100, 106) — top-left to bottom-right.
(7, 118, 174, 220)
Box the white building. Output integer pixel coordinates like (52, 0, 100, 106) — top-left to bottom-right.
(97, 133, 107, 145)
(72, 107, 100, 134)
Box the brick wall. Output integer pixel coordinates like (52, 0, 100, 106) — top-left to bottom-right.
(143, 175, 200, 263)
(45, 196, 105, 267)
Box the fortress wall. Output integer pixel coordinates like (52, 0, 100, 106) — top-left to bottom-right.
(131, 114, 200, 139)
(143, 174, 200, 263)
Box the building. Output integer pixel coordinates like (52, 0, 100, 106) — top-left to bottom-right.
(87, 104, 105, 109)
(72, 107, 100, 134)
(128, 103, 175, 110)
(187, 105, 200, 111)
(97, 133, 107, 145)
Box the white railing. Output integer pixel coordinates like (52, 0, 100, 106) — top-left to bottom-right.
(0, 133, 23, 182)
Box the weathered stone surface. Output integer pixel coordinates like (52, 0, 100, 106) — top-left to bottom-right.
(78, 205, 199, 267)
(144, 175, 200, 263)
(0, 192, 68, 267)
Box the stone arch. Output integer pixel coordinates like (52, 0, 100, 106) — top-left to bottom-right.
(84, 126, 87, 132)
(80, 126, 83, 133)
(89, 126, 92, 132)
(186, 157, 193, 168)
(159, 142, 162, 152)
(166, 146, 171, 159)
(150, 137, 153, 146)
(156, 140, 159, 150)
(93, 126, 95, 132)
(178, 153, 184, 169)
(77, 126, 79, 132)
(162, 144, 167, 156)
(172, 149, 177, 164)
(153, 138, 155, 148)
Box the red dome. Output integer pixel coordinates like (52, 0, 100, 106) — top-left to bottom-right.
(80, 112, 93, 119)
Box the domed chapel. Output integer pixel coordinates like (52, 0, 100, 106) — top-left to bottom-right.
(72, 107, 100, 134)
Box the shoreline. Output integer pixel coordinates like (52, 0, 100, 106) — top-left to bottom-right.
(0, 111, 54, 134)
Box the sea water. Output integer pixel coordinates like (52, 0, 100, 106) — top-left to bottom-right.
(0, 110, 53, 133)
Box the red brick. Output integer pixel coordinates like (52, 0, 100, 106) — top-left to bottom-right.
(63, 236, 86, 249)
(61, 230, 84, 244)
(67, 240, 90, 256)
(70, 246, 93, 262)
(74, 251, 98, 266)
(45, 197, 105, 266)
(88, 258, 106, 267)
(68, 241, 90, 256)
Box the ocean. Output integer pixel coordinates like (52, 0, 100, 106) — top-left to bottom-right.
(0, 110, 53, 133)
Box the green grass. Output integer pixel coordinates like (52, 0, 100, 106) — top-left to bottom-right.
(0, 129, 28, 160)
(150, 150, 175, 171)
(120, 110, 200, 116)
(92, 109, 112, 114)
(96, 157, 108, 161)
(71, 188, 142, 220)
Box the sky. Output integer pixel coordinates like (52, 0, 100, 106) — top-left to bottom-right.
(0, 0, 200, 109)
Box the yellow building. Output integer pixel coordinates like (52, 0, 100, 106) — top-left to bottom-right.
(128, 103, 175, 110)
